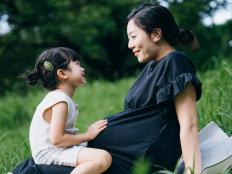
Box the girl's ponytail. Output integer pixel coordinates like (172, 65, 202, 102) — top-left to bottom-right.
(25, 69, 40, 86)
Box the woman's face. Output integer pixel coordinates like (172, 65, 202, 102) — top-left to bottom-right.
(127, 19, 158, 63)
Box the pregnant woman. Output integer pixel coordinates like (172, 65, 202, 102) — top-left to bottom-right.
(13, 3, 202, 174)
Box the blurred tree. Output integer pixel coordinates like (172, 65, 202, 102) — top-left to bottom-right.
(0, 0, 231, 94)
(0, 0, 142, 94)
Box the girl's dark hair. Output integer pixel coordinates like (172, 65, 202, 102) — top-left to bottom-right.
(24, 47, 81, 90)
(127, 3, 199, 50)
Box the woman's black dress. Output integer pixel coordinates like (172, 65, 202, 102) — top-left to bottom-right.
(12, 51, 202, 174)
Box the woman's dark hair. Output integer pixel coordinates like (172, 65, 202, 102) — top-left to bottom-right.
(127, 3, 199, 50)
(24, 47, 81, 90)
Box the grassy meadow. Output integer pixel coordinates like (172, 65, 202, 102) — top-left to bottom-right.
(0, 59, 232, 174)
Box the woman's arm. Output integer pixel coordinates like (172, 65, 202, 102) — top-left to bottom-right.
(174, 83, 201, 174)
(49, 102, 107, 147)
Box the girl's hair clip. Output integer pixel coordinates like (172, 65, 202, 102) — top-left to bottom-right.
(43, 61, 54, 71)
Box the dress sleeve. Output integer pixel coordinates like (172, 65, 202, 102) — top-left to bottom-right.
(155, 53, 202, 105)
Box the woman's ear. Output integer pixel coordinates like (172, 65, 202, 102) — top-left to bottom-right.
(151, 28, 162, 43)
(56, 69, 68, 80)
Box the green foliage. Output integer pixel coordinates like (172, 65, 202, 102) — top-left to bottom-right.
(0, 90, 44, 128)
(132, 158, 150, 174)
(0, 127, 30, 173)
(198, 59, 232, 134)
(0, 0, 140, 94)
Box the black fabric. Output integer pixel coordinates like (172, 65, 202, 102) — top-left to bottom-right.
(12, 51, 202, 174)
(12, 158, 73, 174)
(12, 158, 40, 174)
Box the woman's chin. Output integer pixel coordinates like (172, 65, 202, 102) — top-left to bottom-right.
(137, 56, 143, 62)
(137, 56, 148, 63)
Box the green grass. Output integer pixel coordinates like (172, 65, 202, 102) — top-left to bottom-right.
(198, 59, 232, 134)
(0, 59, 232, 174)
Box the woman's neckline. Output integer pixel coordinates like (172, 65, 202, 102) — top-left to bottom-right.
(153, 50, 177, 63)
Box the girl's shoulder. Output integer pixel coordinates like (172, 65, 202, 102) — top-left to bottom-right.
(36, 90, 76, 112)
(43, 90, 64, 101)
(41, 90, 72, 106)
(47, 90, 67, 98)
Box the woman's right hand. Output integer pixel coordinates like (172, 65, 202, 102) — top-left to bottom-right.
(86, 119, 108, 140)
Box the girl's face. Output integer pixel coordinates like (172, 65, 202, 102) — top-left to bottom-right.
(65, 60, 86, 87)
(127, 19, 159, 63)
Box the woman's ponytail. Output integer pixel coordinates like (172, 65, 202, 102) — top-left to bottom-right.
(176, 28, 199, 50)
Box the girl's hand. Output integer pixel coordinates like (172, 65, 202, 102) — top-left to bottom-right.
(86, 119, 108, 140)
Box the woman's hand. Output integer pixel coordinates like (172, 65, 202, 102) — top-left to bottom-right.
(86, 119, 108, 140)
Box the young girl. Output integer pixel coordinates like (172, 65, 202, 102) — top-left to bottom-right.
(25, 47, 112, 174)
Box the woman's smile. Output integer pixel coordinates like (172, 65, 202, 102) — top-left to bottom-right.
(133, 50, 140, 57)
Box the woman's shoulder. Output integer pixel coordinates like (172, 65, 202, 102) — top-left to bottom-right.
(163, 51, 190, 64)
(162, 51, 196, 72)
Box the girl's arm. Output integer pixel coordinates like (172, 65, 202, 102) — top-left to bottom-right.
(49, 102, 107, 147)
(174, 83, 201, 174)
